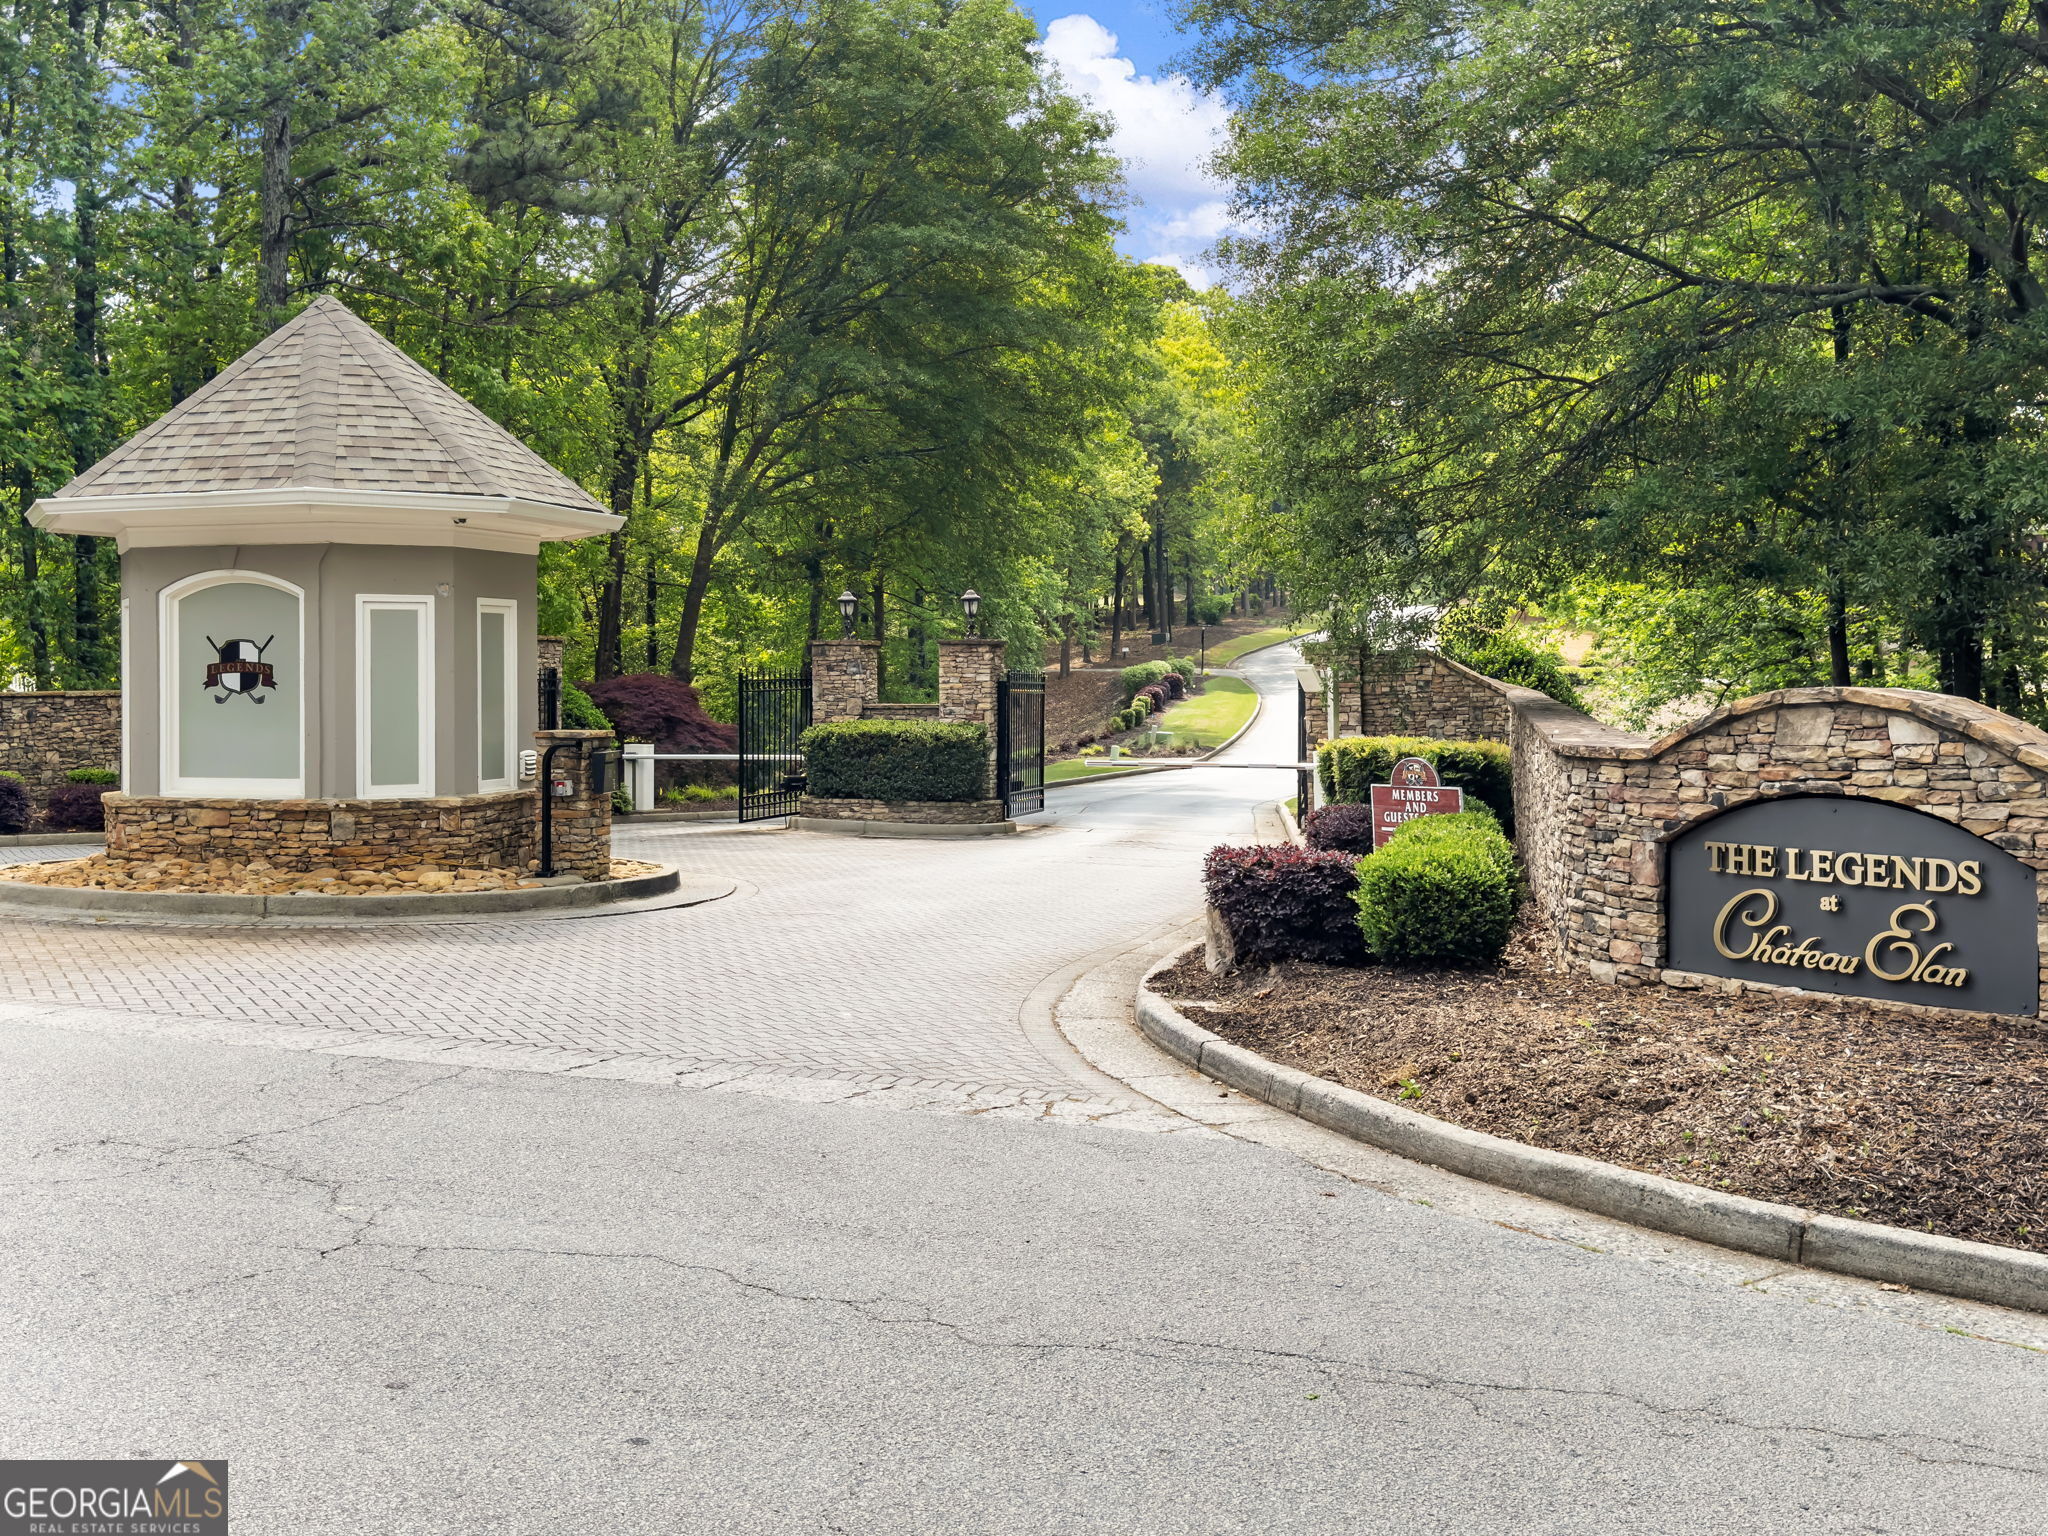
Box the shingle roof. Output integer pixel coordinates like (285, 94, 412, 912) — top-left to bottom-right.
(54, 295, 607, 515)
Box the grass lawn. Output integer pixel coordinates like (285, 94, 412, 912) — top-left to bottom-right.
(1044, 757, 1170, 784)
(1153, 674, 1259, 749)
(1207, 622, 1312, 667)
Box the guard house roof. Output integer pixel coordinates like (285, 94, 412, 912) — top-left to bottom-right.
(30, 295, 620, 553)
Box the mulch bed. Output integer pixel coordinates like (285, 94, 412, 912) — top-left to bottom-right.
(1154, 921, 2048, 1253)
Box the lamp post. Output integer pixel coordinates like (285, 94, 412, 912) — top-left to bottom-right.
(960, 588, 981, 636)
(1199, 625, 1208, 678)
(837, 589, 858, 638)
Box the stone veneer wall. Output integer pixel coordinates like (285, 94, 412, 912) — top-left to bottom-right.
(103, 791, 538, 871)
(1, 691, 122, 809)
(1329, 652, 1513, 742)
(1347, 653, 2048, 1017)
(532, 728, 614, 879)
(97, 727, 616, 879)
(796, 796, 1005, 825)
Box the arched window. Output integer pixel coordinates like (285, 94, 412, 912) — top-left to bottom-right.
(160, 571, 304, 796)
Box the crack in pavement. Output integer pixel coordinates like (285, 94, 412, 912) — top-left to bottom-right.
(311, 1235, 2045, 1477)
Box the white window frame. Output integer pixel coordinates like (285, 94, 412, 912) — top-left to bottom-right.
(159, 569, 306, 797)
(119, 596, 131, 788)
(355, 594, 436, 799)
(475, 598, 519, 793)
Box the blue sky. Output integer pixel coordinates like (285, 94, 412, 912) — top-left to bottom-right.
(1025, 3, 1238, 287)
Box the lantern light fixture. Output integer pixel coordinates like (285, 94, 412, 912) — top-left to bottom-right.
(960, 589, 982, 634)
(837, 589, 858, 637)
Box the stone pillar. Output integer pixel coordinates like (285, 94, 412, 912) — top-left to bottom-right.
(533, 727, 614, 880)
(537, 635, 567, 676)
(939, 637, 1007, 798)
(809, 639, 880, 723)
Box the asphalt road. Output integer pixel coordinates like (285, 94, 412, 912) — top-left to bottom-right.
(3, 642, 2044, 1533)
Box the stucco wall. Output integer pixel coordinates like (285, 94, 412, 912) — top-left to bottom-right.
(121, 544, 537, 797)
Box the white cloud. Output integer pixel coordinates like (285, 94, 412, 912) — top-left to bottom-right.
(1035, 15, 1239, 287)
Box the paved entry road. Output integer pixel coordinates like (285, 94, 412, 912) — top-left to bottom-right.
(0, 648, 1297, 1101)
(3, 642, 2046, 1535)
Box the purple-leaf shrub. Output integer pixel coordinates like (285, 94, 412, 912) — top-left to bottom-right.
(0, 774, 28, 836)
(45, 782, 112, 832)
(1303, 803, 1381, 857)
(580, 673, 738, 753)
(1203, 844, 1367, 966)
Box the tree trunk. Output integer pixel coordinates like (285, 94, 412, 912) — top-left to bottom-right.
(1058, 615, 1071, 678)
(871, 572, 885, 696)
(644, 554, 660, 672)
(1826, 580, 1850, 687)
(670, 527, 718, 685)
(1109, 547, 1126, 661)
(259, 106, 292, 324)
(1139, 541, 1154, 631)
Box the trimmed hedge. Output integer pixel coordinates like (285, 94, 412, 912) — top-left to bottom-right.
(0, 772, 27, 836)
(1205, 844, 1367, 966)
(1316, 735, 1514, 832)
(46, 782, 113, 831)
(1353, 812, 1521, 965)
(66, 767, 119, 785)
(799, 718, 989, 802)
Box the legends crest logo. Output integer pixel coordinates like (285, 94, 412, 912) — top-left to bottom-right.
(203, 635, 276, 704)
(2, 1459, 227, 1535)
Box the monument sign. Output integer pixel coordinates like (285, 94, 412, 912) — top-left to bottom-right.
(1368, 756, 1466, 849)
(1666, 794, 2039, 1016)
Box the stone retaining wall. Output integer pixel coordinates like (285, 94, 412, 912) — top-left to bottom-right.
(1335, 653, 2048, 1019)
(1331, 653, 1512, 742)
(103, 790, 539, 871)
(796, 795, 1006, 825)
(0, 691, 122, 811)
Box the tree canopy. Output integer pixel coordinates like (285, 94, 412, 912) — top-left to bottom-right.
(1188, 0, 2048, 720)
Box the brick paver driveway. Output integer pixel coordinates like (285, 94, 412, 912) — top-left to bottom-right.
(0, 645, 1300, 1100)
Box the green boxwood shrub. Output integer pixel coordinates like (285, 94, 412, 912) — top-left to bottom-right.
(1165, 656, 1198, 684)
(1316, 735, 1514, 832)
(560, 680, 611, 732)
(800, 719, 990, 802)
(1353, 813, 1522, 965)
(1119, 660, 1170, 702)
(65, 767, 119, 785)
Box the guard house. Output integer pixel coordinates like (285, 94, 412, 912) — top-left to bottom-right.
(29, 296, 621, 872)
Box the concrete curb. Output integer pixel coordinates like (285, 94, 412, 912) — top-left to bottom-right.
(787, 816, 1021, 839)
(1136, 945, 2048, 1315)
(0, 831, 103, 848)
(0, 863, 683, 923)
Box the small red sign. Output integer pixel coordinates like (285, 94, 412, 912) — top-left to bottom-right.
(1367, 756, 1465, 849)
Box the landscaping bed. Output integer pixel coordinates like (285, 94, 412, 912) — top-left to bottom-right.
(1153, 924, 2048, 1253)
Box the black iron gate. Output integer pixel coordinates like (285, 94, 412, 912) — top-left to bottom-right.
(738, 671, 811, 822)
(997, 670, 1045, 816)
(1296, 679, 1313, 820)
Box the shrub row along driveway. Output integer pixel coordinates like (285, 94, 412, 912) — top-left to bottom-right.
(4, 640, 2046, 1533)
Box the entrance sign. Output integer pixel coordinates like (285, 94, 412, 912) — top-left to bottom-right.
(1666, 795, 2039, 1016)
(1368, 756, 1466, 848)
